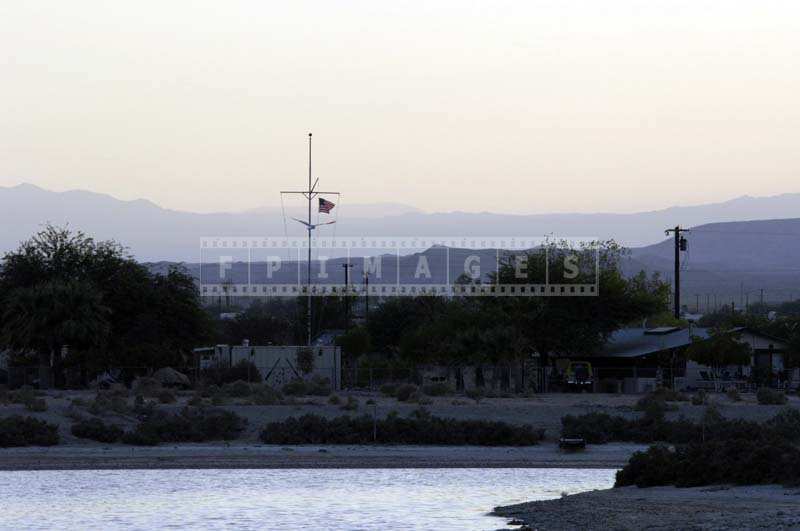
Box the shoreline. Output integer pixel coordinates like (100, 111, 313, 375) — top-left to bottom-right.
(0, 442, 640, 471)
(494, 484, 800, 530)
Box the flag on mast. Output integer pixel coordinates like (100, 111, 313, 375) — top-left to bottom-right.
(318, 197, 335, 213)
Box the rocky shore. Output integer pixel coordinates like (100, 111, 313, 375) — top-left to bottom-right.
(494, 484, 800, 530)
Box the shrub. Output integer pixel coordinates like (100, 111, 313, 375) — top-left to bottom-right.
(9, 386, 36, 405)
(296, 347, 314, 374)
(725, 387, 741, 402)
(282, 379, 308, 396)
(108, 383, 129, 398)
(395, 384, 418, 402)
(308, 376, 332, 396)
(380, 383, 398, 397)
(259, 410, 544, 446)
(635, 394, 676, 414)
(123, 407, 247, 445)
(649, 387, 688, 402)
(757, 387, 787, 405)
(614, 445, 678, 487)
(283, 377, 331, 397)
(88, 396, 111, 415)
(157, 390, 177, 404)
(251, 385, 282, 405)
(340, 396, 359, 411)
(0, 415, 59, 447)
(328, 394, 341, 405)
(562, 408, 800, 446)
(465, 387, 485, 404)
(110, 396, 129, 414)
(691, 390, 707, 406)
(422, 382, 452, 396)
(25, 398, 47, 412)
(366, 398, 376, 405)
(71, 418, 124, 443)
(765, 407, 800, 442)
(132, 377, 162, 397)
(223, 380, 253, 398)
(615, 439, 800, 488)
(188, 394, 203, 406)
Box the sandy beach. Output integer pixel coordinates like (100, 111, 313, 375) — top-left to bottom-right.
(494, 484, 800, 530)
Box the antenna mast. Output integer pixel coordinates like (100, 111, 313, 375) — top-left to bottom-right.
(280, 133, 340, 346)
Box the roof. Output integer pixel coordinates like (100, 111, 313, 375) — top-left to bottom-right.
(599, 327, 711, 358)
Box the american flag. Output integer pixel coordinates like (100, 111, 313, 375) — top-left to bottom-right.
(318, 197, 335, 213)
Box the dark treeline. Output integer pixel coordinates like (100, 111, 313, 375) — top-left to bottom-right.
(0, 225, 211, 386)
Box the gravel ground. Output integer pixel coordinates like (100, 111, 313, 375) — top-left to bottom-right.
(3, 389, 797, 445)
(494, 484, 800, 530)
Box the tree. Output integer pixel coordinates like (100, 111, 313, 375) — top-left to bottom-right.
(1, 280, 110, 387)
(685, 327, 752, 385)
(0, 225, 212, 383)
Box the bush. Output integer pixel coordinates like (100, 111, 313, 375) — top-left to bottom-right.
(649, 387, 688, 402)
(725, 387, 741, 401)
(188, 394, 203, 406)
(157, 390, 177, 404)
(691, 390, 707, 406)
(422, 382, 452, 396)
(123, 407, 247, 445)
(465, 387, 485, 404)
(71, 418, 124, 443)
(395, 384, 418, 402)
(283, 376, 331, 397)
(328, 394, 341, 405)
(380, 383, 398, 397)
(110, 396, 129, 414)
(282, 379, 308, 396)
(25, 398, 47, 412)
(562, 408, 800, 446)
(132, 377, 162, 397)
(635, 394, 676, 414)
(615, 439, 800, 488)
(757, 387, 787, 405)
(251, 385, 282, 405)
(9, 386, 37, 405)
(340, 396, 359, 411)
(259, 410, 544, 446)
(223, 380, 253, 398)
(308, 376, 332, 396)
(108, 383, 129, 398)
(0, 415, 59, 447)
(765, 407, 800, 442)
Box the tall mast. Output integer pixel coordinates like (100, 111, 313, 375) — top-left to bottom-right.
(280, 133, 340, 347)
(307, 133, 312, 346)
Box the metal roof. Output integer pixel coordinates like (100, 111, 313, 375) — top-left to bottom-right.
(599, 327, 711, 358)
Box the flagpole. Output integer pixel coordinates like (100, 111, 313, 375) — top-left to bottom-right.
(307, 132, 312, 347)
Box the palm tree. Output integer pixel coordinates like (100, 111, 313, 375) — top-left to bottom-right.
(1, 279, 110, 388)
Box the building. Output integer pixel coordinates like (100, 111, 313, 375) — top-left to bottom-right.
(564, 326, 795, 393)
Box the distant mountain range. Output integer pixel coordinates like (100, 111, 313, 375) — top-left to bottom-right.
(5, 182, 800, 263)
(3, 183, 800, 306)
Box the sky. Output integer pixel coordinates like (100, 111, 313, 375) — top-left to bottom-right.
(1, 1, 799, 214)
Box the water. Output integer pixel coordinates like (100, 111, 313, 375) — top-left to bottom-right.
(0, 468, 615, 530)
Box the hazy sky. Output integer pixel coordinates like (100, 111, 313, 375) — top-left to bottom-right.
(2, 1, 799, 214)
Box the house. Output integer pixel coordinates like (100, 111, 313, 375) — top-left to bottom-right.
(563, 326, 796, 393)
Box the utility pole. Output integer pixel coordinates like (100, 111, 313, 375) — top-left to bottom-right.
(342, 262, 353, 332)
(364, 271, 370, 319)
(664, 226, 689, 319)
(280, 133, 340, 346)
(695, 294, 699, 313)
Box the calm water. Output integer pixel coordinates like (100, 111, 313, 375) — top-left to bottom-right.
(0, 468, 615, 530)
